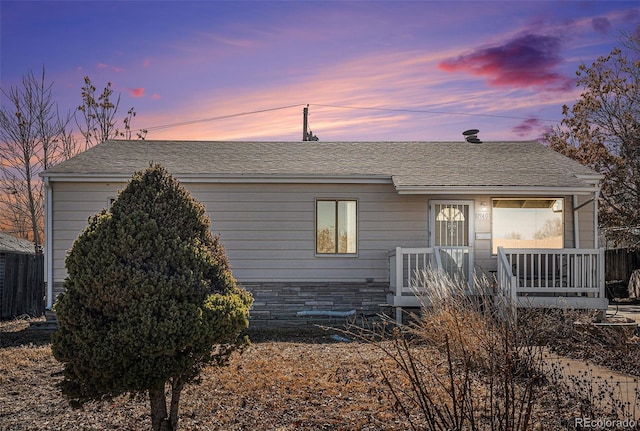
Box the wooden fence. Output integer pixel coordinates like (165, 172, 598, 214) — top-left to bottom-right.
(605, 248, 640, 282)
(1, 252, 45, 320)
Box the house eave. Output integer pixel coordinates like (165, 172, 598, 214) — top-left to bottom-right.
(41, 172, 393, 185)
(394, 185, 601, 195)
(40, 172, 600, 195)
(575, 174, 604, 181)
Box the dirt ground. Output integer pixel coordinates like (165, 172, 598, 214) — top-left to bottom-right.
(3, 322, 403, 431)
(0, 317, 637, 431)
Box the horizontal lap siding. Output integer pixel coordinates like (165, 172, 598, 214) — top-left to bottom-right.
(575, 195, 596, 248)
(51, 181, 428, 284)
(51, 182, 125, 280)
(191, 183, 428, 282)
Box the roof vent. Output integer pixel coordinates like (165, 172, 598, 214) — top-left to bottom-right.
(462, 129, 482, 144)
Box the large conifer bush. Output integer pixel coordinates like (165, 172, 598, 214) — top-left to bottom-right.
(52, 164, 253, 431)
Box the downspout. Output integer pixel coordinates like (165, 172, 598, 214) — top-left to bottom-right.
(594, 189, 600, 249)
(44, 177, 54, 309)
(572, 195, 580, 248)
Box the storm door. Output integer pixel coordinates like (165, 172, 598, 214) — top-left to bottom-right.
(430, 201, 474, 283)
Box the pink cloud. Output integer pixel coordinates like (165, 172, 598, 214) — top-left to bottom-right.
(143, 59, 151, 68)
(96, 62, 124, 73)
(129, 88, 144, 98)
(438, 34, 573, 92)
(511, 117, 544, 137)
(151, 93, 161, 100)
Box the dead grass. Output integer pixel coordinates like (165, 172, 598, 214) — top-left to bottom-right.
(0, 323, 408, 431)
(0, 316, 638, 431)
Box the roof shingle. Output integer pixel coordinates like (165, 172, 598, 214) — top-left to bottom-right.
(42, 140, 600, 190)
(0, 232, 35, 253)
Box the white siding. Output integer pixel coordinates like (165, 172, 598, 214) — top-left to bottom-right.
(49, 181, 600, 287)
(51, 181, 429, 284)
(472, 195, 493, 274)
(51, 181, 126, 280)
(574, 194, 597, 248)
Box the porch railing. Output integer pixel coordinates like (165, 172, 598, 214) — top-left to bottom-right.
(388, 247, 440, 308)
(388, 247, 441, 321)
(388, 246, 609, 321)
(496, 246, 608, 310)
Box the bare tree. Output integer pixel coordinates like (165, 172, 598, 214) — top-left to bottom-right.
(545, 26, 640, 248)
(0, 68, 74, 249)
(1, 70, 143, 246)
(76, 77, 145, 149)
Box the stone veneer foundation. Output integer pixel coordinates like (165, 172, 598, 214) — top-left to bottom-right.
(240, 281, 390, 327)
(52, 281, 391, 327)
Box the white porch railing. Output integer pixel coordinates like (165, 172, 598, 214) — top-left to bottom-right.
(388, 246, 609, 322)
(388, 247, 449, 322)
(496, 247, 608, 310)
(388, 247, 440, 306)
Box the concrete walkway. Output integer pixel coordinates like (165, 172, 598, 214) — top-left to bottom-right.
(608, 302, 640, 326)
(542, 348, 640, 422)
(538, 303, 640, 422)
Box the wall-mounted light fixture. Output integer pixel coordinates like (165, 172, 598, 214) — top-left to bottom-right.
(476, 201, 490, 220)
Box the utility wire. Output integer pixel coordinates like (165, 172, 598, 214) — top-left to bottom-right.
(309, 103, 560, 123)
(139, 103, 305, 132)
(136, 102, 560, 134)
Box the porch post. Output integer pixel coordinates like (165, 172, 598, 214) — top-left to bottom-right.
(395, 307, 403, 324)
(594, 189, 600, 249)
(572, 195, 580, 248)
(395, 247, 404, 323)
(394, 247, 403, 298)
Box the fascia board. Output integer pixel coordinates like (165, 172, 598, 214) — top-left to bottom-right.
(575, 174, 604, 180)
(41, 173, 393, 184)
(394, 186, 601, 195)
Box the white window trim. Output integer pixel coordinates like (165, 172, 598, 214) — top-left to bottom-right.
(314, 198, 359, 257)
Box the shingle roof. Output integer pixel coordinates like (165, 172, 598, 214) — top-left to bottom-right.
(0, 232, 35, 253)
(42, 140, 601, 192)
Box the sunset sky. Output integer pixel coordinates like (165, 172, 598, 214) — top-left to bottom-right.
(1, 1, 639, 143)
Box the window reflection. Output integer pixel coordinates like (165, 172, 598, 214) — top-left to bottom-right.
(492, 198, 563, 253)
(316, 200, 357, 254)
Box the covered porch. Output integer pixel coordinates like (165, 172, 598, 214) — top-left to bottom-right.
(387, 246, 608, 322)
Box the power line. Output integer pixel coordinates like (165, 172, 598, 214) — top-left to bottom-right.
(139, 103, 305, 132)
(309, 103, 560, 123)
(136, 101, 560, 134)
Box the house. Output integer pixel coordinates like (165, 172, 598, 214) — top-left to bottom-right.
(41, 140, 607, 323)
(0, 232, 44, 319)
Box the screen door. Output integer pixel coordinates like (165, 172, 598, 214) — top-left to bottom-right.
(431, 201, 474, 282)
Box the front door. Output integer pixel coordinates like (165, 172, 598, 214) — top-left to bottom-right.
(430, 200, 474, 283)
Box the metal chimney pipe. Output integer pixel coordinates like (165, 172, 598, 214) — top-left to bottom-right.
(303, 106, 309, 141)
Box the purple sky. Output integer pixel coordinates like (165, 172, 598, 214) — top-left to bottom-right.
(1, 1, 639, 142)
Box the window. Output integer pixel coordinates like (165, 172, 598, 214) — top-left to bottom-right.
(492, 198, 563, 253)
(316, 200, 357, 254)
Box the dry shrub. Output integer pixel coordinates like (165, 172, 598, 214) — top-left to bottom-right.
(346, 270, 547, 431)
(344, 269, 640, 429)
